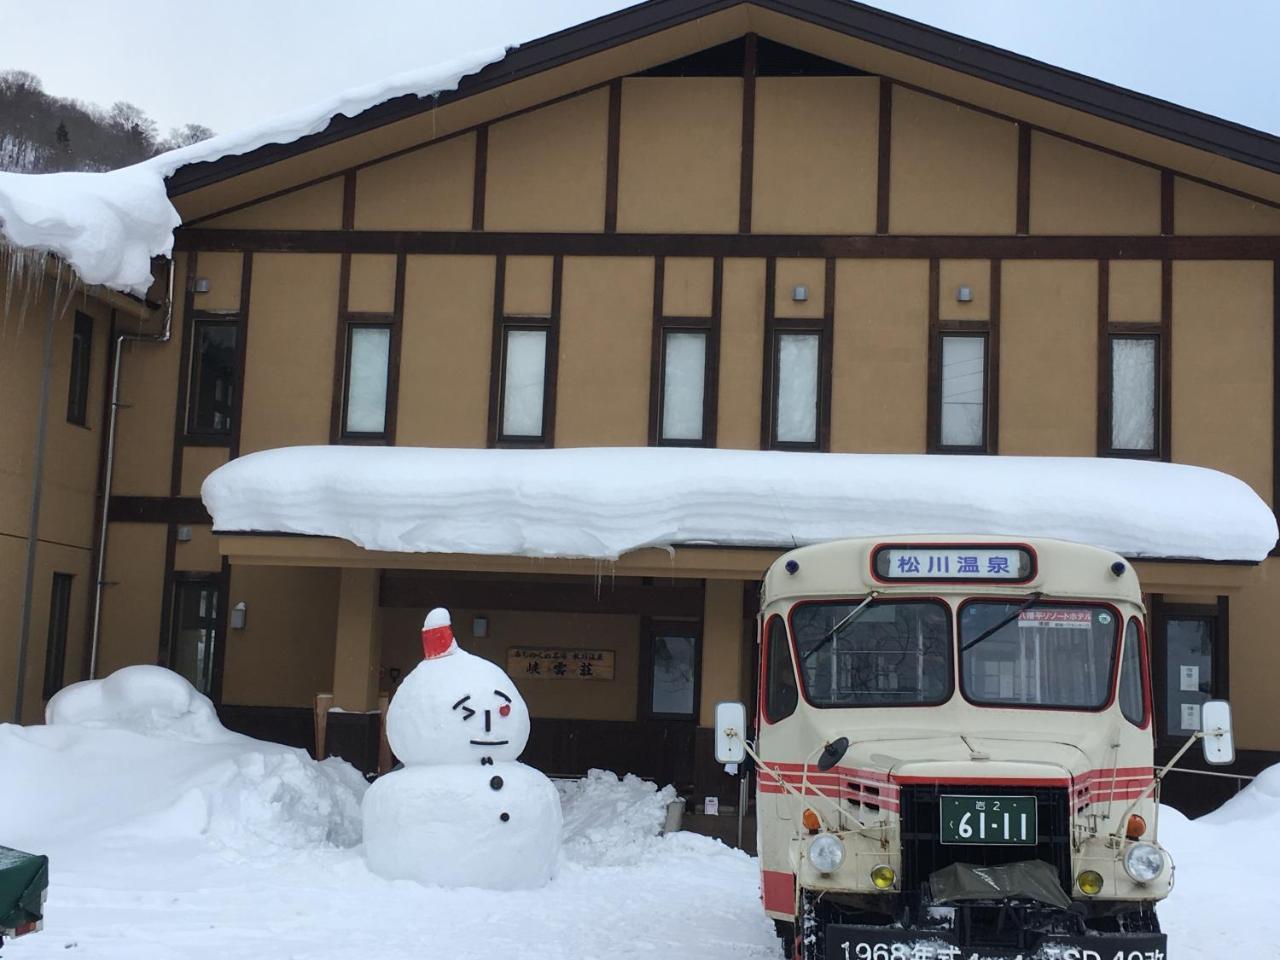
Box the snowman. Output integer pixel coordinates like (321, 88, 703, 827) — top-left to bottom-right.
(362, 608, 562, 889)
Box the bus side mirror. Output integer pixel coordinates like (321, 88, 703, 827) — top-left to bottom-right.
(714, 701, 747, 765)
(1201, 700, 1235, 765)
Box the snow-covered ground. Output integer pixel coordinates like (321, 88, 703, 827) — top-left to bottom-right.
(1, 666, 1275, 960)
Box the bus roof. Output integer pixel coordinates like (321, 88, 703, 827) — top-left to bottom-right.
(761, 535, 1143, 608)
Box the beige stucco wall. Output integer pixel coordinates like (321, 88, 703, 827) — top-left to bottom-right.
(485, 89, 609, 232)
(555, 256, 653, 446)
(889, 87, 1017, 235)
(97, 522, 168, 676)
(1174, 178, 1280, 235)
(1109, 260, 1162, 323)
(999, 260, 1098, 455)
(751, 76, 878, 234)
(717, 258, 766, 450)
(348, 255, 397, 313)
(200, 178, 344, 230)
(504, 256, 554, 317)
(355, 133, 475, 231)
(617, 77, 742, 233)
(830, 258, 929, 453)
(1224, 559, 1280, 751)
(1172, 260, 1273, 505)
(663, 258, 715, 318)
(938, 259, 992, 321)
(1028, 133, 1161, 235)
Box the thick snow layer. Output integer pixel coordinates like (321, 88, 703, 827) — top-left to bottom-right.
(557, 769, 680, 867)
(201, 445, 1279, 562)
(2, 667, 366, 854)
(0, 48, 505, 295)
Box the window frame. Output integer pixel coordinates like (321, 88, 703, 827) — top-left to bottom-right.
(184, 314, 241, 441)
(639, 618, 702, 721)
(163, 573, 223, 700)
(650, 318, 717, 447)
(764, 321, 830, 451)
(1117, 616, 1152, 730)
(927, 259, 1001, 455)
(337, 314, 400, 443)
(761, 613, 799, 725)
(66, 311, 93, 427)
(42, 572, 74, 701)
(1100, 328, 1164, 459)
(493, 318, 557, 446)
(1150, 596, 1228, 748)
(931, 331, 992, 453)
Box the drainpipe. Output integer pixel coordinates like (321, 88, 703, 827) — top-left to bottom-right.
(87, 258, 176, 681)
(11, 266, 68, 724)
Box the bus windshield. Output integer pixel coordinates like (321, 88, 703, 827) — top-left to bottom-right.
(959, 601, 1119, 709)
(791, 600, 951, 707)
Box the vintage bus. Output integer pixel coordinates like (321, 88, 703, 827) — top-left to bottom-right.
(715, 536, 1234, 960)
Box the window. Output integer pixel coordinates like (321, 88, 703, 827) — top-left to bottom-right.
(42, 573, 73, 701)
(1162, 616, 1217, 738)
(169, 578, 220, 697)
(959, 602, 1119, 709)
(643, 622, 700, 719)
(1107, 335, 1159, 455)
(790, 600, 951, 707)
(763, 615, 798, 723)
(495, 322, 553, 444)
(766, 327, 827, 449)
(938, 334, 987, 449)
(1117, 618, 1148, 727)
(654, 325, 713, 445)
(341, 321, 395, 438)
(187, 318, 239, 437)
(66, 312, 92, 426)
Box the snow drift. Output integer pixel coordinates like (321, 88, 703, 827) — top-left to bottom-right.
(557, 769, 680, 867)
(0, 665, 366, 853)
(201, 445, 1278, 562)
(0, 48, 505, 295)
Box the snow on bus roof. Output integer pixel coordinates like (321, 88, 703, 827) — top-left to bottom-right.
(200, 446, 1279, 563)
(0, 48, 506, 296)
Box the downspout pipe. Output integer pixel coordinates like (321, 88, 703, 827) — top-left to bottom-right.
(87, 258, 176, 681)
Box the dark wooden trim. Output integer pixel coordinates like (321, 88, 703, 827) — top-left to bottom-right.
(545, 254, 563, 447)
(174, 229, 1280, 260)
(604, 79, 622, 233)
(1160, 259, 1173, 462)
(1096, 259, 1111, 456)
(170, 251, 199, 494)
(925, 258, 941, 450)
(647, 256, 666, 444)
(108, 496, 213, 525)
(213, 557, 230, 705)
(158, 523, 178, 670)
(876, 78, 892, 236)
(987, 258, 1001, 454)
(739, 33, 758, 235)
(163, 0, 1280, 199)
(1217, 593, 1231, 705)
(759, 258, 776, 450)
(328, 251, 354, 444)
(229, 252, 253, 459)
(485, 255, 507, 447)
(820, 257, 835, 452)
(342, 171, 356, 231)
(1274, 260, 1280, 546)
(1160, 169, 1175, 236)
(380, 570, 705, 617)
(1016, 123, 1031, 235)
(387, 252, 406, 443)
(472, 125, 488, 231)
(707, 256, 723, 448)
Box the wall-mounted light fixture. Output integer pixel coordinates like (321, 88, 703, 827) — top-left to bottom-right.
(956, 285, 974, 303)
(792, 284, 809, 303)
(192, 277, 211, 294)
(176, 525, 192, 542)
(230, 601, 247, 630)
(472, 616, 489, 639)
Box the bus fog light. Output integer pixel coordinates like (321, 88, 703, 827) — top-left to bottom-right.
(870, 864, 896, 889)
(1123, 843, 1165, 883)
(1077, 870, 1104, 896)
(807, 834, 845, 874)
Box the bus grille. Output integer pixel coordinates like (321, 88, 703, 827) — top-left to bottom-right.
(898, 783, 1073, 895)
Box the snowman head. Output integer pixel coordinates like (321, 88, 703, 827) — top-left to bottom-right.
(386, 608, 531, 766)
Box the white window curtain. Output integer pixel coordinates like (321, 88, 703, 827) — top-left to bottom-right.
(776, 333, 819, 444)
(346, 326, 391, 433)
(940, 335, 985, 447)
(1111, 337, 1156, 451)
(661, 330, 707, 441)
(502, 329, 548, 437)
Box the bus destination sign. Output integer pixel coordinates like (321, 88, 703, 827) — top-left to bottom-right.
(874, 546, 1033, 582)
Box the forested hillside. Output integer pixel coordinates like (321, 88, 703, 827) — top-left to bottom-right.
(0, 69, 213, 173)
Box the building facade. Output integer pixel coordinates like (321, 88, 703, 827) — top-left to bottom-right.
(5, 0, 1280, 814)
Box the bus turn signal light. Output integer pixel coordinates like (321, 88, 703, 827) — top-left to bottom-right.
(1125, 814, 1147, 840)
(1077, 870, 1104, 896)
(802, 808, 822, 833)
(870, 865, 896, 890)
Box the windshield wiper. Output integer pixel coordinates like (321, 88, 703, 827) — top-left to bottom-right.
(801, 591, 879, 664)
(960, 592, 1044, 654)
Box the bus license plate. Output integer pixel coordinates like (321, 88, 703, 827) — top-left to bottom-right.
(939, 795, 1037, 844)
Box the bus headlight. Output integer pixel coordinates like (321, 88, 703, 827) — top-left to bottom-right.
(807, 834, 845, 874)
(1123, 843, 1166, 883)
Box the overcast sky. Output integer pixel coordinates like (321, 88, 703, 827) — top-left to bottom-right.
(1, 0, 1277, 138)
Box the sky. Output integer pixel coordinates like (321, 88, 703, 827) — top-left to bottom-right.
(1, 0, 1277, 138)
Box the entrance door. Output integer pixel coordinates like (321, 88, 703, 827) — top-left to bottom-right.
(638, 619, 701, 791)
(168, 577, 220, 697)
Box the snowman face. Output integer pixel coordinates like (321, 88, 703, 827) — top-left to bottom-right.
(386, 650, 531, 766)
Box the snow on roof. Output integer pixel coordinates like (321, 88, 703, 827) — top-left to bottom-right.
(0, 48, 506, 296)
(200, 446, 1279, 563)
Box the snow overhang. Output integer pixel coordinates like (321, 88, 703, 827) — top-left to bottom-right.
(201, 446, 1279, 564)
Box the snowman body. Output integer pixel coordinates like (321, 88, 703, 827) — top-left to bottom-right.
(361, 609, 562, 889)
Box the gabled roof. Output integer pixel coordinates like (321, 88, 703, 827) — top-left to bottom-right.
(166, 0, 1280, 197)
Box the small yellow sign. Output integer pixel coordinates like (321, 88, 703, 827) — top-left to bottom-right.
(508, 646, 615, 681)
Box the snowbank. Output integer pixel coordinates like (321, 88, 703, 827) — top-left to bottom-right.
(557, 769, 679, 866)
(1, 666, 365, 853)
(0, 48, 505, 295)
(201, 445, 1278, 562)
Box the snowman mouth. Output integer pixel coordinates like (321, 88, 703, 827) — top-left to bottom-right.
(470, 739, 509, 746)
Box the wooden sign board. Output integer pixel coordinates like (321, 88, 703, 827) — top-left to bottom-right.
(508, 646, 615, 681)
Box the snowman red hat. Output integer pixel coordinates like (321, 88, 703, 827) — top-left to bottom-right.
(421, 607, 458, 659)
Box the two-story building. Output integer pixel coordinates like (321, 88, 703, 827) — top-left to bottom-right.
(4, 0, 1280, 815)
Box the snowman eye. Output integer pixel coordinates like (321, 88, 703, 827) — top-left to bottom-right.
(451, 695, 476, 721)
(499, 704, 511, 717)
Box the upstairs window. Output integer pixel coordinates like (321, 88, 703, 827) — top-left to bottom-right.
(1108, 335, 1159, 456)
(766, 328, 826, 449)
(341, 321, 395, 439)
(496, 323, 553, 443)
(66, 312, 92, 426)
(654, 323, 714, 445)
(187, 318, 239, 437)
(42, 572, 73, 701)
(938, 334, 988, 450)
